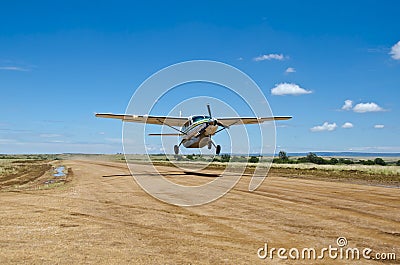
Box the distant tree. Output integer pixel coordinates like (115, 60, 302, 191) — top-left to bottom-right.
(359, 160, 375, 165)
(374, 158, 386, 166)
(278, 151, 289, 161)
(273, 151, 289, 164)
(396, 160, 400, 166)
(248, 156, 259, 163)
(186, 154, 194, 160)
(305, 152, 327, 165)
(221, 154, 231, 163)
(306, 152, 318, 162)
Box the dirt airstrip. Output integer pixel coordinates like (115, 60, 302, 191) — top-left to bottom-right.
(0, 159, 399, 264)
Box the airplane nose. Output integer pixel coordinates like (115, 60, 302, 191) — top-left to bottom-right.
(209, 119, 217, 126)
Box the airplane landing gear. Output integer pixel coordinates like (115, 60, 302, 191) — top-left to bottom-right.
(216, 145, 221, 155)
(208, 139, 221, 155)
(174, 145, 179, 155)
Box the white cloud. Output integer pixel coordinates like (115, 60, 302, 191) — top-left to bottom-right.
(389, 41, 400, 60)
(374, 124, 384, 129)
(310, 122, 337, 132)
(0, 66, 29, 71)
(341, 100, 353, 110)
(254, 53, 286, 61)
(342, 122, 354, 129)
(285, 67, 296, 73)
(271, 83, 312, 96)
(353, 102, 384, 113)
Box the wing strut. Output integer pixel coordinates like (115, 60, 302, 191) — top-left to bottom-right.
(156, 118, 187, 135)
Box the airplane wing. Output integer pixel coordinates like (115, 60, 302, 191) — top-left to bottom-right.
(216, 116, 292, 127)
(95, 113, 292, 127)
(95, 113, 188, 127)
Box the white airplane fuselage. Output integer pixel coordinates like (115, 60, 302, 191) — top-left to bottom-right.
(181, 116, 218, 148)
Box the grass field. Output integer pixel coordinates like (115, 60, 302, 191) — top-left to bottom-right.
(0, 156, 68, 190)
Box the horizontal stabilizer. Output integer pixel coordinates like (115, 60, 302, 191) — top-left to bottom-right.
(148, 133, 182, 136)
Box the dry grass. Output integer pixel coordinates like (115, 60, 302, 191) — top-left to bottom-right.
(271, 163, 400, 175)
(0, 159, 52, 189)
(147, 159, 400, 187)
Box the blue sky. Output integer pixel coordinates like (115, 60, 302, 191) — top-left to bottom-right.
(0, 0, 399, 154)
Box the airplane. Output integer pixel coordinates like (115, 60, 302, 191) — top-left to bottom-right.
(95, 104, 292, 155)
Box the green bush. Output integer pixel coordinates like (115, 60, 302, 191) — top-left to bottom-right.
(329, 158, 339, 165)
(338, 158, 354, 165)
(248, 156, 259, 163)
(220, 154, 231, 163)
(299, 152, 327, 165)
(359, 160, 375, 165)
(374, 158, 386, 166)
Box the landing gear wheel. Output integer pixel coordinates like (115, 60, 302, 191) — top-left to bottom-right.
(216, 145, 221, 155)
(174, 145, 179, 155)
(208, 141, 212, 149)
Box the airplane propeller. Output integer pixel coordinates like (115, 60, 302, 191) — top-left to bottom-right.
(207, 104, 212, 118)
(206, 104, 229, 129)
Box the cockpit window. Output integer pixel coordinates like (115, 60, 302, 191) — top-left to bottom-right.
(192, 116, 210, 123)
(182, 121, 190, 128)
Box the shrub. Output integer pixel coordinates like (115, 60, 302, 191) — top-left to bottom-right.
(305, 153, 327, 165)
(248, 156, 259, 163)
(220, 154, 231, 163)
(329, 158, 339, 165)
(338, 158, 354, 165)
(212, 157, 220, 162)
(359, 160, 375, 165)
(374, 158, 386, 166)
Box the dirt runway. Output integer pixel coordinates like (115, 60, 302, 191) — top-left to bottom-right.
(0, 160, 399, 264)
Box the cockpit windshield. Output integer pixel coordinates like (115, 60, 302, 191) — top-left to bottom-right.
(192, 116, 210, 123)
(182, 116, 211, 130)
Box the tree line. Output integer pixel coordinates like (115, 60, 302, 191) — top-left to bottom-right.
(273, 151, 399, 166)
